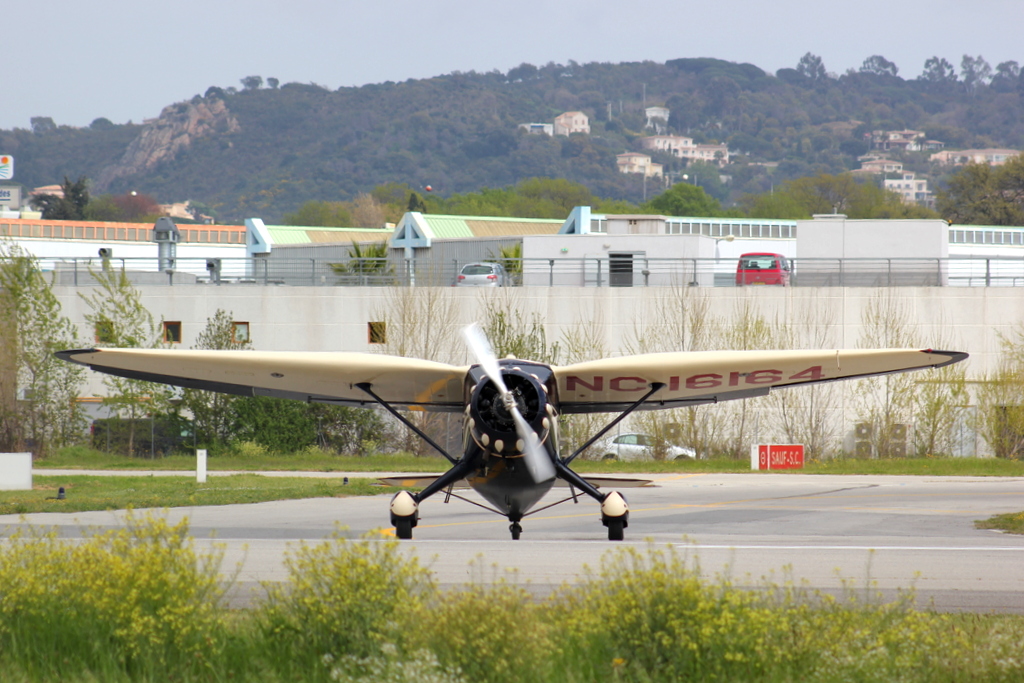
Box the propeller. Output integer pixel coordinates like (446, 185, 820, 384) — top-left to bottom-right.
(463, 323, 556, 483)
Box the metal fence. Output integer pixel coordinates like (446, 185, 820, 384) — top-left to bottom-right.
(29, 255, 1024, 288)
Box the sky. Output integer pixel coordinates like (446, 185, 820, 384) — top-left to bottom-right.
(3, 0, 1023, 131)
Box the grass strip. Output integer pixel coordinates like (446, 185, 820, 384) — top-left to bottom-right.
(0, 475, 402, 515)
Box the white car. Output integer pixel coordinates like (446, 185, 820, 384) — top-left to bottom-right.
(596, 433, 696, 461)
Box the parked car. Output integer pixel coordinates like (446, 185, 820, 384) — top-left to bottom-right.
(736, 252, 792, 286)
(596, 433, 696, 461)
(454, 262, 512, 287)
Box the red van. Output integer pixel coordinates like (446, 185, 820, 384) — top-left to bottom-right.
(736, 252, 791, 286)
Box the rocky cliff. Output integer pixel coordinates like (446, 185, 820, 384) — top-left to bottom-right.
(95, 98, 239, 191)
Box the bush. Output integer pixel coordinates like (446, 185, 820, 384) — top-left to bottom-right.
(0, 512, 226, 677)
(258, 531, 436, 663)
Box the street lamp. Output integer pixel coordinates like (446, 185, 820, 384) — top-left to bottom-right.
(714, 234, 735, 261)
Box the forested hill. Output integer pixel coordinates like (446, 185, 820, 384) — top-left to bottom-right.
(4, 56, 1023, 223)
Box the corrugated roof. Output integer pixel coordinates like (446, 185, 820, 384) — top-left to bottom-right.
(422, 214, 563, 239)
(265, 225, 392, 245)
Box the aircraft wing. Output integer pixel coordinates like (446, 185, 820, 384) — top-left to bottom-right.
(56, 348, 469, 411)
(552, 348, 967, 414)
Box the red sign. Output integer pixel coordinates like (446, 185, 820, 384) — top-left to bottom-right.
(753, 444, 804, 470)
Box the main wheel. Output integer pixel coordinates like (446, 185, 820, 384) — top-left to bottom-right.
(510, 522, 522, 540)
(606, 518, 625, 541)
(395, 517, 414, 540)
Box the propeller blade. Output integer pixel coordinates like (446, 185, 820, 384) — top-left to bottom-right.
(462, 323, 555, 483)
(462, 323, 507, 394)
(512, 408, 556, 482)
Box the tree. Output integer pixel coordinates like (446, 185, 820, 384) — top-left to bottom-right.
(796, 53, 827, 81)
(79, 263, 170, 456)
(860, 55, 899, 77)
(29, 116, 56, 134)
(111, 191, 161, 222)
(180, 309, 250, 450)
(855, 291, 918, 458)
(937, 154, 1024, 226)
(283, 201, 353, 227)
(330, 240, 393, 280)
(349, 193, 386, 228)
(960, 55, 992, 93)
(241, 75, 263, 91)
(975, 325, 1024, 459)
(29, 176, 89, 220)
(267, 77, 280, 89)
(991, 61, 1021, 93)
(0, 244, 86, 456)
(919, 57, 957, 83)
(643, 182, 722, 217)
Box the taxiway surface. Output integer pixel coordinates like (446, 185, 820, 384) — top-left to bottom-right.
(5, 472, 1024, 612)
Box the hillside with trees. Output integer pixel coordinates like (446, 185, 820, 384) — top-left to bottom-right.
(2, 54, 1023, 223)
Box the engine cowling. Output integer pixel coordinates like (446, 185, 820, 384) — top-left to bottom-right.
(467, 366, 551, 456)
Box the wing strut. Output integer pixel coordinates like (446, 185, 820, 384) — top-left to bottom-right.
(355, 382, 459, 465)
(562, 382, 666, 466)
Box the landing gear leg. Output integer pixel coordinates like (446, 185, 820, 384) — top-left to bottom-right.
(510, 521, 523, 540)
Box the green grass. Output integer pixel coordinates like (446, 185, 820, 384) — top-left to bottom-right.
(976, 510, 1024, 534)
(36, 445, 451, 472)
(37, 445, 1024, 477)
(0, 475, 402, 515)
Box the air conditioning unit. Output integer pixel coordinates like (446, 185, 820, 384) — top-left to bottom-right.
(855, 422, 873, 439)
(890, 423, 909, 441)
(888, 423, 911, 458)
(855, 440, 873, 458)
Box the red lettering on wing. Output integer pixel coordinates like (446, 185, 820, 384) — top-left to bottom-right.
(746, 369, 783, 385)
(686, 373, 722, 389)
(610, 376, 647, 392)
(566, 375, 603, 392)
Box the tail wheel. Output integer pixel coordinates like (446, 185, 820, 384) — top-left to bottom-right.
(606, 518, 625, 541)
(395, 518, 414, 540)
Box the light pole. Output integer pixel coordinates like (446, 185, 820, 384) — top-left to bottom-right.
(714, 234, 735, 262)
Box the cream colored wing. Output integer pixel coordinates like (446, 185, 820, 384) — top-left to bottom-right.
(57, 348, 469, 411)
(552, 349, 967, 414)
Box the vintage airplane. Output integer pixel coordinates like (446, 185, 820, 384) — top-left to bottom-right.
(57, 327, 966, 541)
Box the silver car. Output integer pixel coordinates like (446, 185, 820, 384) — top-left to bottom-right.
(597, 433, 696, 461)
(455, 262, 512, 287)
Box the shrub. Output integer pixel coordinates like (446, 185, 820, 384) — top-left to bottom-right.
(0, 512, 226, 676)
(258, 531, 436, 664)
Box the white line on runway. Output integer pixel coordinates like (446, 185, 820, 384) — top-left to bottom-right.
(674, 545, 1024, 551)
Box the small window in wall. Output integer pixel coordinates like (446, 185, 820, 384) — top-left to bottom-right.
(95, 319, 115, 344)
(232, 322, 250, 344)
(162, 321, 182, 344)
(368, 321, 387, 344)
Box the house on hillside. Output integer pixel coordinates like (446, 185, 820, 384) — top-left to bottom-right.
(616, 152, 663, 177)
(640, 136, 731, 167)
(645, 106, 670, 133)
(554, 111, 590, 136)
(517, 122, 554, 136)
(858, 158, 904, 174)
(930, 148, 1021, 166)
(884, 172, 934, 207)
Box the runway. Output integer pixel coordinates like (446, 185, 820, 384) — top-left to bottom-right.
(4, 473, 1024, 613)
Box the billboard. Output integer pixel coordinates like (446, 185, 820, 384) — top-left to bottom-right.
(0, 186, 19, 208)
(0, 155, 12, 180)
